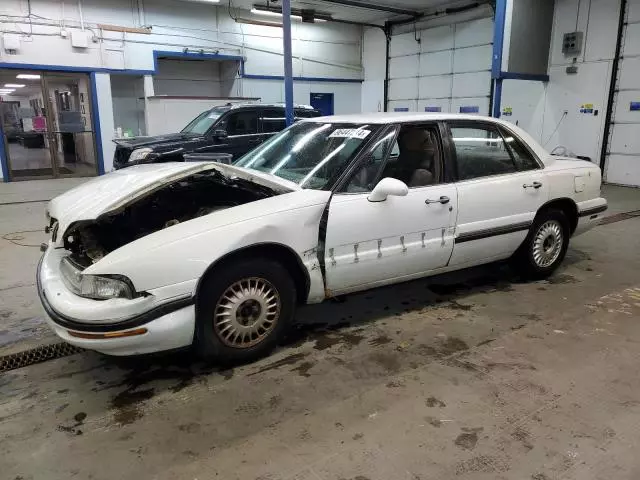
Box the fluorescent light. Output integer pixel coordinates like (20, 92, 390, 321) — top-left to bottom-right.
(251, 7, 303, 20)
(4, 83, 25, 88)
(16, 74, 40, 80)
(0, 89, 15, 94)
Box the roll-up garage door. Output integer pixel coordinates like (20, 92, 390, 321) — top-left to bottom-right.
(387, 16, 494, 115)
(604, 0, 640, 186)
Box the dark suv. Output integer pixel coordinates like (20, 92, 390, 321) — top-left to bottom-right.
(112, 103, 321, 170)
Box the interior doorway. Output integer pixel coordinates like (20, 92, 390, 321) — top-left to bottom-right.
(0, 69, 98, 181)
(310, 92, 334, 116)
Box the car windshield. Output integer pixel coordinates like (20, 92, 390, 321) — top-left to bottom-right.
(235, 122, 379, 189)
(181, 107, 229, 134)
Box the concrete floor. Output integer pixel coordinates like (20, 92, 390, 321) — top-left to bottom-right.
(1, 179, 640, 479)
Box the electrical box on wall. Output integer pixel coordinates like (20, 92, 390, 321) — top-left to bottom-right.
(2, 33, 21, 52)
(562, 32, 583, 55)
(71, 30, 91, 48)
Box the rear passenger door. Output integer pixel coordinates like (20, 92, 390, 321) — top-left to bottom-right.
(446, 121, 549, 267)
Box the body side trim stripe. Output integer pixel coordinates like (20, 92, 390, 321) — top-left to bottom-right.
(455, 221, 532, 244)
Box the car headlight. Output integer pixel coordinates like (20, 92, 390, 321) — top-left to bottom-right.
(60, 257, 134, 300)
(128, 148, 153, 163)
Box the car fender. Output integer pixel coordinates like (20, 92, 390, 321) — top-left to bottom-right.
(84, 190, 331, 300)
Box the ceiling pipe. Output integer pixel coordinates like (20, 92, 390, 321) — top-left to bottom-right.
(387, 1, 486, 28)
(312, 0, 420, 18)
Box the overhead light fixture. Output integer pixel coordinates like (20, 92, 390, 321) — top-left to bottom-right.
(4, 83, 25, 88)
(16, 74, 41, 80)
(251, 5, 330, 22)
(0, 90, 16, 94)
(251, 7, 303, 20)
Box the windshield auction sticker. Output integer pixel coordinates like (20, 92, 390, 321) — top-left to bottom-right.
(329, 129, 371, 139)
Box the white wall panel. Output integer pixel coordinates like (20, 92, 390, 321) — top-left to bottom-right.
(584, 0, 622, 62)
(389, 33, 420, 57)
(388, 78, 419, 100)
(618, 57, 640, 90)
(453, 45, 493, 73)
(623, 23, 640, 56)
(452, 72, 491, 98)
(612, 91, 640, 123)
(500, 79, 546, 144)
(418, 76, 452, 99)
(605, 156, 640, 186)
(629, 0, 640, 21)
(453, 17, 494, 47)
(610, 124, 640, 154)
(361, 80, 384, 113)
(419, 51, 453, 76)
(389, 56, 419, 79)
(419, 26, 454, 52)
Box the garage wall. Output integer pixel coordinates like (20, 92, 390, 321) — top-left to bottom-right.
(386, 17, 494, 115)
(501, 0, 622, 167)
(0, 0, 363, 179)
(604, 0, 640, 186)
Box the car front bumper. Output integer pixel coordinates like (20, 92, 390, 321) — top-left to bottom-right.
(37, 246, 196, 356)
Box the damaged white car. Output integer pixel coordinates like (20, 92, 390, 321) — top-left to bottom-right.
(38, 113, 607, 362)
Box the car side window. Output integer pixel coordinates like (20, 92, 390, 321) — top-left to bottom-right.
(262, 109, 286, 134)
(341, 124, 442, 192)
(225, 111, 258, 136)
(500, 128, 540, 171)
(450, 125, 517, 181)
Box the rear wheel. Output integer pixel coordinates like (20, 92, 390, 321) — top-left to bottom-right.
(195, 258, 296, 363)
(512, 209, 570, 279)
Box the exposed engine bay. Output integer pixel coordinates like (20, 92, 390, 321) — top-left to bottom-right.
(63, 171, 277, 266)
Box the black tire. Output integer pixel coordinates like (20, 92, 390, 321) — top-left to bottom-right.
(511, 208, 570, 280)
(194, 257, 296, 364)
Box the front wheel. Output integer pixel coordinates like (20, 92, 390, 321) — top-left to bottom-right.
(512, 209, 570, 279)
(195, 258, 296, 363)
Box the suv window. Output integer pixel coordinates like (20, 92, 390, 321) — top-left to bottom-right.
(262, 109, 286, 134)
(225, 111, 258, 136)
(450, 125, 517, 181)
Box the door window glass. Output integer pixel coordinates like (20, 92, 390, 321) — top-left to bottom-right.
(450, 125, 517, 180)
(225, 111, 258, 136)
(261, 109, 286, 133)
(342, 125, 442, 192)
(341, 129, 397, 192)
(500, 128, 540, 171)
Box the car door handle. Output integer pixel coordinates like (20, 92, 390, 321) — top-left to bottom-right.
(523, 181, 543, 189)
(425, 196, 450, 205)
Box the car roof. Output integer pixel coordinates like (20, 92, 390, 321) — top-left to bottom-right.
(303, 112, 502, 124)
(226, 103, 317, 111)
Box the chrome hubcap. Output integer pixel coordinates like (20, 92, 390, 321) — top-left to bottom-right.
(532, 220, 563, 268)
(213, 277, 280, 348)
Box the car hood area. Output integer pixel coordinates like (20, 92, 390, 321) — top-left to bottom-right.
(47, 162, 299, 234)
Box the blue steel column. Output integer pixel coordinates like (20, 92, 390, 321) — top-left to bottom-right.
(282, 0, 295, 126)
(491, 0, 507, 118)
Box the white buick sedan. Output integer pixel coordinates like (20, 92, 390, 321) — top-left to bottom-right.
(38, 113, 607, 362)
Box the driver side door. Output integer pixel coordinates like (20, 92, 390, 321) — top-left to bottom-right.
(323, 123, 458, 295)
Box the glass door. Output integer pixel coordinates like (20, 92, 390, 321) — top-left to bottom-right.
(43, 72, 98, 177)
(0, 69, 55, 180)
(0, 69, 98, 180)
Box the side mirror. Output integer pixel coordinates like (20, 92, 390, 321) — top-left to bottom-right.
(367, 177, 409, 202)
(213, 129, 228, 140)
